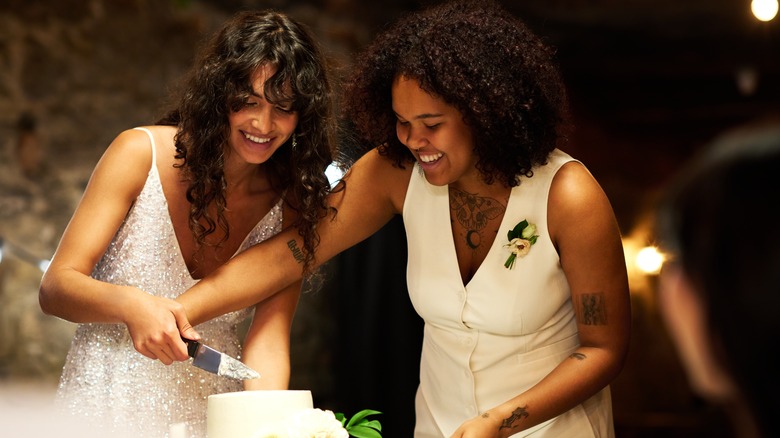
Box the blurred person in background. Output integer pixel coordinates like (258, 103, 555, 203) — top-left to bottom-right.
(656, 119, 780, 438)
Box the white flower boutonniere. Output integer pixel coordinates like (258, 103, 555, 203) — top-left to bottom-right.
(503, 219, 539, 269)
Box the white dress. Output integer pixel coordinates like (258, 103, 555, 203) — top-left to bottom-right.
(55, 127, 283, 437)
(404, 149, 614, 437)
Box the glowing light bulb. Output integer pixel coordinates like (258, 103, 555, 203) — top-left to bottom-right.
(752, 0, 779, 21)
(636, 246, 664, 275)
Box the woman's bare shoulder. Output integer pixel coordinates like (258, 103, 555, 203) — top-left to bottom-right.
(346, 148, 413, 212)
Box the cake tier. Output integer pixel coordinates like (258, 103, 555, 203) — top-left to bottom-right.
(207, 390, 313, 438)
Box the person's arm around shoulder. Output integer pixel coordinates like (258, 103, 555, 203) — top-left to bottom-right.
(452, 160, 631, 438)
(39, 127, 192, 364)
(177, 147, 410, 328)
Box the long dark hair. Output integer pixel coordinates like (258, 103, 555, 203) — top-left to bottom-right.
(158, 10, 335, 271)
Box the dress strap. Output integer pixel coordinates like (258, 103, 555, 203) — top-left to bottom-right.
(132, 127, 157, 170)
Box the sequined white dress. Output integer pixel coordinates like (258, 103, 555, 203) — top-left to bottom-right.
(55, 127, 283, 437)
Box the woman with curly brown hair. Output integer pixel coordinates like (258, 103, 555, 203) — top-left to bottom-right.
(170, 1, 629, 436)
(38, 10, 335, 437)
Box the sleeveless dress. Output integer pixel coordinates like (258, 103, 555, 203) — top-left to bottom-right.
(55, 127, 283, 438)
(404, 149, 614, 437)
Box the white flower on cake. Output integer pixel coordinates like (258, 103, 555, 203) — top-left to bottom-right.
(287, 409, 349, 438)
(253, 409, 348, 438)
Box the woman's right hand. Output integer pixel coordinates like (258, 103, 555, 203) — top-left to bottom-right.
(123, 290, 199, 365)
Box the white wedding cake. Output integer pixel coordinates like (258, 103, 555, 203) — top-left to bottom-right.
(207, 390, 314, 438)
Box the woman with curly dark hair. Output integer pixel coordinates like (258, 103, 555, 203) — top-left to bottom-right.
(169, 1, 628, 436)
(39, 10, 334, 437)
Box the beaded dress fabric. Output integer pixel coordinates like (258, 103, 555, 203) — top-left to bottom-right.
(55, 128, 283, 437)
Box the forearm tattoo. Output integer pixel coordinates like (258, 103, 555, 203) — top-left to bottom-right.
(286, 239, 304, 264)
(449, 187, 505, 250)
(578, 293, 607, 325)
(498, 406, 529, 432)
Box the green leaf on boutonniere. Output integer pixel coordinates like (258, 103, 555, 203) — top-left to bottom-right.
(508, 219, 529, 240)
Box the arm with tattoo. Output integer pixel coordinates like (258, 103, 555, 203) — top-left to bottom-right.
(578, 292, 608, 325)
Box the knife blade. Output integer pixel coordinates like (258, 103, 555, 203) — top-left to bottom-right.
(183, 338, 261, 380)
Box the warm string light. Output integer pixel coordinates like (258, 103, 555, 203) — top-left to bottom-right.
(635, 246, 664, 275)
(752, 0, 779, 21)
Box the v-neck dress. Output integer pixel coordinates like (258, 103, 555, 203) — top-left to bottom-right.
(404, 149, 614, 437)
(55, 127, 283, 438)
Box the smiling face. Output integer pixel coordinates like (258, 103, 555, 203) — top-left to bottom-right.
(227, 64, 299, 166)
(391, 75, 478, 187)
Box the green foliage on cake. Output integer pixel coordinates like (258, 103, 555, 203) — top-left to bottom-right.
(336, 409, 382, 438)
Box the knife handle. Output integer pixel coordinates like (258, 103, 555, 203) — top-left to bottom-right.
(182, 338, 199, 358)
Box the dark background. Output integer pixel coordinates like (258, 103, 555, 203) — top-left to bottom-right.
(325, 1, 779, 436)
(1, 0, 777, 437)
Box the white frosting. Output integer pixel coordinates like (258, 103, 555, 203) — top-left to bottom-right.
(207, 390, 313, 438)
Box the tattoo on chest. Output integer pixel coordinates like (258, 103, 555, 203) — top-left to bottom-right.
(499, 406, 529, 431)
(449, 187, 506, 250)
(578, 293, 607, 325)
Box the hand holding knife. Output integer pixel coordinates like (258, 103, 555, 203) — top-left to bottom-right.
(182, 338, 261, 380)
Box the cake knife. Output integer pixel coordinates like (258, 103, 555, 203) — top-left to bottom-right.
(183, 338, 261, 380)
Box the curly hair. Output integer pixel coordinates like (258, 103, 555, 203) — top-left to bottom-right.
(341, 0, 569, 187)
(158, 10, 335, 271)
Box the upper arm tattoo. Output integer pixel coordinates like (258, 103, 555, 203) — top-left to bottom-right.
(577, 293, 607, 325)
